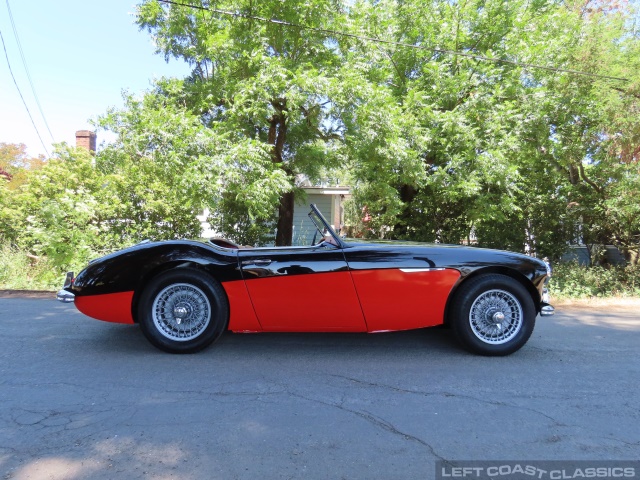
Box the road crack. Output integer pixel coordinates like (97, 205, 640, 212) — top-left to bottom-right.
(285, 389, 450, 463)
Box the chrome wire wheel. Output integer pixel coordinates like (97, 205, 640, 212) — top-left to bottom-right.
(469, 289, 523, 345)
(151, 283, 211, 342)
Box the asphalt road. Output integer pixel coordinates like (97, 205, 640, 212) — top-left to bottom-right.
(0, 296, 639, 480)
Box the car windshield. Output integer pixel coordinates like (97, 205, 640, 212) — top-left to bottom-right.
(308, 206, 341, 247)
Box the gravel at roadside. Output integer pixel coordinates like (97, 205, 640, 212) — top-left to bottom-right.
(0, 290, 56, 299)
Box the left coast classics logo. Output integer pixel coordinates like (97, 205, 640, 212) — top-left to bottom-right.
(436, 461, 639, 480)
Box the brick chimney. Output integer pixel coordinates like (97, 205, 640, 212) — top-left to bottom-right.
(0, 167, 12, 181)
(75, 130, 96, 152)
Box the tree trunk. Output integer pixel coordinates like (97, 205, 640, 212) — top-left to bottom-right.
(275, 190, 295, 246)
(269, 99, 295, 247)
(393, 184, 417, 237)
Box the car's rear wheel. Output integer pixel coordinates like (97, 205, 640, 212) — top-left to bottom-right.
(449, 274, 536, 356)
(138, 269, 228, 353)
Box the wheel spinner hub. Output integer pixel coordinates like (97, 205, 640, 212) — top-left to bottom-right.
(469, 289, 523, 344)
(173, 304, 190, 325)
(491, 311, 505, 330)
(152, 283, 211, 341)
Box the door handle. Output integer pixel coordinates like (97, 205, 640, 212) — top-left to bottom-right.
(242, 258, 272, 266)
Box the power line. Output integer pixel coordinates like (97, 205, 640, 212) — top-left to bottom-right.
(0, 29, 50, 157)
(157, 0, 630, 83)
(5, 0, 55, 142)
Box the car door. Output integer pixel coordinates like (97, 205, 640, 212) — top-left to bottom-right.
(343, 244, 461, 332)
(238, 245, 366, 332)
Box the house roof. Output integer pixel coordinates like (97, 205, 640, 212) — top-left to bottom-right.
(301, 186, 350, 195)
(0, 167, 13, 181)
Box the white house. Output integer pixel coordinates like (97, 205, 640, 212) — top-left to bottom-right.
(198, 185, 351, 245)
(291, 186, 351, 245)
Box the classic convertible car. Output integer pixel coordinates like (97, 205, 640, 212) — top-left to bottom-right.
(58, 204, 554, 356)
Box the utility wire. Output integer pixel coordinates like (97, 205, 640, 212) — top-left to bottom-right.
(0, 29, 50, 157)
(157, 0, 630, 83)
(5, 0, 55, 141)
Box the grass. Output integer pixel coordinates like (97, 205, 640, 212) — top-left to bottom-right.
(0, 244, 61, 290)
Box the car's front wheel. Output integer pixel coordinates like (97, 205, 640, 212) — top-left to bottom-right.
(449, 274, 536, 356)
(137, 269, 228, 353)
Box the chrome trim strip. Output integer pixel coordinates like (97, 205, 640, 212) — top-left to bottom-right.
(399, 268, 445, 273)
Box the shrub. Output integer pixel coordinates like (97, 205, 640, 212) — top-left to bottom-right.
(0, 244, 61, 290)
(550, 262, 640, 298)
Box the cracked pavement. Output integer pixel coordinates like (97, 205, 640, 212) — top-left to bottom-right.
(0, 297, 639, 479)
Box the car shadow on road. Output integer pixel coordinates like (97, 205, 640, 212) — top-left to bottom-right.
(87, 322, 462, 358)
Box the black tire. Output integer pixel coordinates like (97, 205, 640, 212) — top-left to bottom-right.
(448, 274, 536, 356)
(137, 269, 229, 353)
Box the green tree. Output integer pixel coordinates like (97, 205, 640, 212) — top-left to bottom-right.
(137, 0, 354, 245)
(520, 0, 640, 263)
(7, 146, 109, 270)
(344, 0, 640, 261)
(97, 86, 290, 245)
(0, 142, 46, 190)
(98, 89, 220, 244)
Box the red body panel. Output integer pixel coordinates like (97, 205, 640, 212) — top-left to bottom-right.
(222, 280, 263, 332)
(350, 268, 460, 332)
(244, 271, 367, 332)
(75, 291, 135, 324)
(72, 269, 459, 333)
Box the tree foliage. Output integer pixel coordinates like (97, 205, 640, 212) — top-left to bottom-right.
(0, 143, 46, 190)
(98, 85, 291, 245)
(342, 0, 640, 263)
(1, 0, 639, 281)
(1, 146, 109, 270)
(132, 0, 640, 256)
(137, 0, 354, 245)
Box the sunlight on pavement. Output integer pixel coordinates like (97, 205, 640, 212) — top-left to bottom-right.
(11, 457, 100, 480)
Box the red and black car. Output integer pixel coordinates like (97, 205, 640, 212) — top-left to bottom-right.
(58, 204, 554, 356)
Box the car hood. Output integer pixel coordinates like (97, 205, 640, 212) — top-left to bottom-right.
(342, 238, 548, 271)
